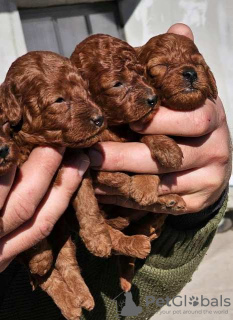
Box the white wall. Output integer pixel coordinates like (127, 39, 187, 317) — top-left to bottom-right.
(120, 0, 233, 143)
(0, 0, 27, 83)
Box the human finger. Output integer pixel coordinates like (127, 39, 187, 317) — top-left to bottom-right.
(130, 97, 225, 136)
(94, 160, 227, 208)
(167, 23, 194, 41)
(96, 188, 216, 215)
(0, 166, 17, 210)
(0, 146, 65, 238)
(0, 152, 89, 271)
(89, 122, 229, 174)
(94, 165, 224, 198)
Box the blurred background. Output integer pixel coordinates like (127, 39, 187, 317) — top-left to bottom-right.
(0, 1, 232, 318)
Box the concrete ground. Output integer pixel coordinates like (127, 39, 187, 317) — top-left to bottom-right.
(151, 214, 233, 320)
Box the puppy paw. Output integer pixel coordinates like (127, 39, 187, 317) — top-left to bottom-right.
(29, 254, 53, 276)
(141, 135, 183, 169)
(27, 242, 54, 276)
(61, 297, 82, 320)
(80, 295, 95, 311)
(130, 235, 151, 259)
(120, 278, 132, 292)
(157, 194, 186, 212)
(152, 144, 183, 169)
(130, 175, 160, 206)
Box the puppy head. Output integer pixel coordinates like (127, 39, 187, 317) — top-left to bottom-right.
(137, 33, 217, 110)
(0, 51, 105, 149)
(71, 34, 159, 126)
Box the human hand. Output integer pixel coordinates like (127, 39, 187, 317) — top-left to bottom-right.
(89, 23, 232, 215)
(0, 146, 89, 272)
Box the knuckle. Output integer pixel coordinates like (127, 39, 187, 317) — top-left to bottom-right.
(192, 110, 212, 136)
(36, 220, 54, 241)
(11, 196, 35, 224)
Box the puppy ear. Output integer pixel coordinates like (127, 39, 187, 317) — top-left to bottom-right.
(192, 53, 218, 102)
(206, 67, 218, 102)
(0, 82, 22, 126)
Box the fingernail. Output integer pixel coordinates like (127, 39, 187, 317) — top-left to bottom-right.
(130, 122, 145, 132)
(88, 149, 103, 167)
(77, 154, 90, 177)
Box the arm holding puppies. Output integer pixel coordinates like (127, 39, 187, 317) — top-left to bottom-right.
(0, 147, 89, 272)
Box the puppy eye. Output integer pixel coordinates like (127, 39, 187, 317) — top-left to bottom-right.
(113, 82, 123, 88)
(55, 97, 65, 103)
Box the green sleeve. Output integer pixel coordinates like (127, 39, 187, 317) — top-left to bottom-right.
(80, 194, 228, 320)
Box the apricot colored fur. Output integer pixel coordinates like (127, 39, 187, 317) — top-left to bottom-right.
(0, 51, 106, 319)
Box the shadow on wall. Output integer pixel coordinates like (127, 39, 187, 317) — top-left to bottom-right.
(118, 0, 141, 25)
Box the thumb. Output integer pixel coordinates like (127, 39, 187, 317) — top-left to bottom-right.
(167, 23, 194, 41)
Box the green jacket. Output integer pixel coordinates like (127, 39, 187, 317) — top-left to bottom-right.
(0, 191, 228, 320)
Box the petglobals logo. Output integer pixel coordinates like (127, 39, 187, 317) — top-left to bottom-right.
(171, 295, 231, 308)
(114, 291, 143, 318)
(113, 292, 231, 319)
(143, 295, 231, 309)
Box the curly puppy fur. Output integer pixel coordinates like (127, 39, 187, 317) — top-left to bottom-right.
(136, 33, 217, 109)
(117, 33, 218, 292)
(71, 34, 168, 261)
(70, 34, 187, 292)
(71, 34, 182, 263)
(71, 34, 185, 204)
(0, 51, 106, 319)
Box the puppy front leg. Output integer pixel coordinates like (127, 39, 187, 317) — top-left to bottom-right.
(36, 268, 83, 320)
(107, 225, 151, 259)
(33, 218, 94, 319)
(73, 170, 112, 257)
(94, 171, 160, 206)
(141, 134, 183, 169)
(92, 171, 131, 197)
(118, 213, 167, 292)
(55, 236, 95, 312)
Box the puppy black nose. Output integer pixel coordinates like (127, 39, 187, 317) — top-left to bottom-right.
(91, 115, 104, 127)
(182, 68, 198, 83)
(0, 145, 9, 159)
(147, 95, 158, 107)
